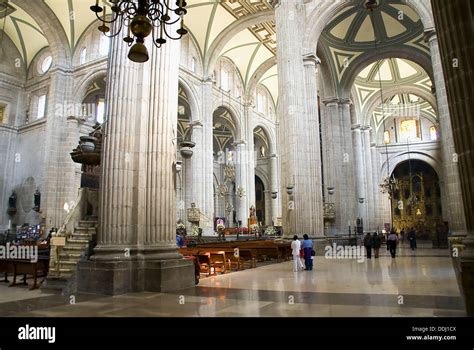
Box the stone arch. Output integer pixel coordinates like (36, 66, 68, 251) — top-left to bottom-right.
(73, 68, 108, 104)
(252, 123, 276, 156)
(303, 0, 434, 55)
(363, 86, 437, 124)
(340, 48, 433, 97)
(245, 57, 277, 104)
(178, 78, 201, 122)
(11, 0, 71, 67)
(380, 151, 442, 182)
(212, 104, 242, 141)
(205, 10, 274, 76)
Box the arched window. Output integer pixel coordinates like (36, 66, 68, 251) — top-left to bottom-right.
(430, 126, 438, 141)
(400, 119, 420, 141)
(96, 98, 105, 124)
(37, 95, 47, 119)
(38, 55, 52, 74)
(191, 57, 196, 73)
(80, 47, 87, 65)
(99, 35, 110, 56)
(384, 130, 390, 144)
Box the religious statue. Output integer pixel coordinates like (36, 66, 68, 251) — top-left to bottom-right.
(248, 205, 257, 226)
(33, 189, 41, 212)
(216, 218, 225, 241)
(7, 191, 17, 215)
(249, 205, 256, 219)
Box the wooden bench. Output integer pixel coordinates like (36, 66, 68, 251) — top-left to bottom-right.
(0, 258, 49, 290)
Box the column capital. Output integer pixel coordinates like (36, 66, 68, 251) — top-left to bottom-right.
(339, 98, 352, 106)
(370, 142, 377, 148)
(361, 125, 372, 131)
(424, 28, 437, 43)
(322, 97, 339, 106)
(351, 123, 362, 131)
(303, 53, 321, 66)
(269, 153, 278, 159)
(233, 140, 247, 146)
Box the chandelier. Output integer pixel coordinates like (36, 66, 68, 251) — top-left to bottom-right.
(90, 0, 189, 63)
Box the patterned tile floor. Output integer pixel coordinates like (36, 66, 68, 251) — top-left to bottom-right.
(0, 242, 465, 317)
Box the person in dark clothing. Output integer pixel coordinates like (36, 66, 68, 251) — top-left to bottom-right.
(302, 234, 313, 271)
(407, 228, 417, 250)
(387, 230, 398, 258)
(363, 233, 372, 259)
(372, 232, 381, 258)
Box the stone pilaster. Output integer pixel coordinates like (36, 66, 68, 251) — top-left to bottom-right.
(42, 69, 75, 230)
(321, 98, 340, 234)
(275, 0, 323, 237)
(370, 140, 382, 229)
(424, 29, 467, 234)
(303, 54, 324, 237)
(235, 141, 249, 227)
(363, 127, 375, 231)
(269, 154, 280, 224)
(77, 25, 193, 295)
(352, 124, 366, 228)
(431, 0, 474, 316)
(339, 99, 356, 234)
(191, 81, 214, 235)
(264, 190, 272, 226)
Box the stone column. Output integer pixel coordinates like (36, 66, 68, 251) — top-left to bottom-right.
(42, 69, 74, 230)
(425, 29, 467, 234)
(352, 124, 365, 228)
(321, 98, 340, 234)
(275, 0, 322, 237)
(339, 99, 356, 234)
(78, 26, 193, 295)
(370, 140, 382, 229)
(363, 127, 375, 231)
(235, 141, 249, 227)
(303, 54, 324, 237)
(191, 81, 214, 235)
(269, 154, 280, 224)
(264, 190, 272, 226)
(431, 0, 474, 315)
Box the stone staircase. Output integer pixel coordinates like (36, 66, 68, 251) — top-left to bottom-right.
(48, 219, 97, 279)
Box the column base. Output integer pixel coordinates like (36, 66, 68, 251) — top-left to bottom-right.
(76, 258, 194, 295)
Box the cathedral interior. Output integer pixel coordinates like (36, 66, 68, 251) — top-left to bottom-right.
(0, 0, 473, 323)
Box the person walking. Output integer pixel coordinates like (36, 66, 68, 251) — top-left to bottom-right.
(291, 235, 304, 272)
(302, 234, 313, 271)
(387, 230, 399, 258)
(372, 232, 381, 258)
(408, 228, 417, 250)
(363, 232, 373, 259)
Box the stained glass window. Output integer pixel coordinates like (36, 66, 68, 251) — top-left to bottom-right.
(430, 126, 438, 141)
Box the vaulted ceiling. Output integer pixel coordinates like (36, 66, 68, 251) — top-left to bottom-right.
(1, 0, 433, 114)
(319, 0, 431, 88)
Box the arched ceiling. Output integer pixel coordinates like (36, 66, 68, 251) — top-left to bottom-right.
(1, 0, 107, 68)
(353, 57, 433, 113)
(185, 0, 278, 103)
(0, 2, 48, 67)
(319, 0, 430, 86)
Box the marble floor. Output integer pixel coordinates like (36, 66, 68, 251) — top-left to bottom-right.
(0, 242, 465, 317)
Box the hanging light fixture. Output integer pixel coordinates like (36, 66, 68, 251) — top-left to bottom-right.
(90, 0, 188, 63)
